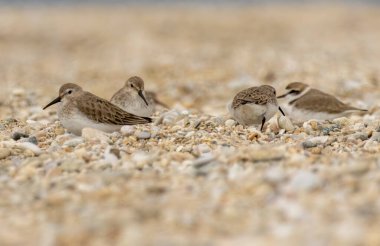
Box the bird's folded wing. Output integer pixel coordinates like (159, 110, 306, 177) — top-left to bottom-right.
(294, 89, 353, 113)
(77, 93, 151, 125)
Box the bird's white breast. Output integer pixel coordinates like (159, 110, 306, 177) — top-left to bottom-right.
(113, 93, 155, 117)
(282, 104, 347, 123)
(228, 102, 277, 126)
(58, 103, 121, 135)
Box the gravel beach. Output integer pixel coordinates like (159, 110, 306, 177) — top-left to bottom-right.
(0, 5, 380, 245)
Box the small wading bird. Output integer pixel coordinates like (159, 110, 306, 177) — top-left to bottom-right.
(43, 83, 151, 135)
(228, 85, 286, 131)
(111, 76, 168, 117)
(277, 82, 367, 123)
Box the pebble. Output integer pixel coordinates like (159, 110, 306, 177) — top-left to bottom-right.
(265, 167, 286, 184)
(131, 152, 152, 167)
(17, 142, 42, 155)
(162, 110, 181, 125)
(82, 128, 109, 143)
(120, 125, 135, 136)
(27, 136, 38, 145)
(370, 132, 380, 142)
(63, 138, 84, 147)
(135, 131, 151, 140)
(192, 153, 215, 168)
(60, 160, 83, 172)
(225, 119, 236, 127)
(333, 117, 350, 126)
(0, 148, 11, 159)
(303, 136, 329, 148)
(348, 132, 368, 141)
(287, 170, 321, 192)
(196, 143, 211, 154)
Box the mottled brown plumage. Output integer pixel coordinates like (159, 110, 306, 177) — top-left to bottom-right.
(111, 76, 167, 117)
(77, 92, 152, 125)
(291, 88, 364, 114)
(228, 85, 285, 130)
(43, 83, 151, 135)
(232, 85, 277, 109)
(278, 82, 367, 122)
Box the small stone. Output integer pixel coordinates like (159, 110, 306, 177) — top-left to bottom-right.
(135, 131, 151, 139)
(82, 128, 109, 143)
(162, 110, 181, 125)
(197, 144, 211, 154)
(370, 132, 380, 142)
(225, 119, 236, 127)
(248, 130, 261, 141)
(54, 127, 65, 136)
(104, 147, 119, 166)
(26, 120, 44, 130)
(332, 117, 350, 126)
(18, 142, 42, 155)
(309, 120, 318, 130)
(27, 136, 38, 145)
(131, 151, 151, 167)
(302, 141, 317, 149)
(287, 170, 321, 191)
(120, 125, 135, 136)
(12, 88, 25, 96)
(46, 167, 62, 179)
(310, 147, 322, 154)
(265, 167, 285, 184)
(63, 138, 84, 147)
(349, 132, 369, 141)
(61, 160, 83, 172)
(192, 153, 215, 168)
(0, 148, 11, 159)
(303, 136, 329, 148)
(212, 116, 225, 126)
(11, 132, 29, 141)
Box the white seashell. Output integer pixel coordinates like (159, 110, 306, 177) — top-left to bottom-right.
(278, 116, 295, 132)
(267, 115, 280, 133)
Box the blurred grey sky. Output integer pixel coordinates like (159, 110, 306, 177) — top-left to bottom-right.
(0, 0, 379, 5)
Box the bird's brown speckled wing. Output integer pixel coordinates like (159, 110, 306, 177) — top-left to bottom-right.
(292, 89, 362, 113)
(232, 87, 272, 109)
(77, 92, 152, 125)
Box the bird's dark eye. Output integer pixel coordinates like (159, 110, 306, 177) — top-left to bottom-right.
(68, 90, 72, 94)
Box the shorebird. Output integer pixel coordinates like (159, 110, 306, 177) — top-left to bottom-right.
(43, 83, 152, 135)
(228, 85, 285, 131)
(111, 76, 167, 117)
(277, 82, 367, 122)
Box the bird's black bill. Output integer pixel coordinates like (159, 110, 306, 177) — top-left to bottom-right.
(138, 90, 149, 106)
(43, 96, 61, 110)
(279, 106, 286, 116)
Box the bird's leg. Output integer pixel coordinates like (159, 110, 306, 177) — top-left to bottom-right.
(279, 106, 286, 116)
(260, 117, 266, 132)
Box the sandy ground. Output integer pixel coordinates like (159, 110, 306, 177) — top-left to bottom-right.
(1, 5, 380, 246)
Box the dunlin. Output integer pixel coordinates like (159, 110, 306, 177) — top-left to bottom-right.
(277, 82, 367, 122)
(228, 85, 285, 131)
(43, 83, 152, 135)
(111, 76, 167, 117)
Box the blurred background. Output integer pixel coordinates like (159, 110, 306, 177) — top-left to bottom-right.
(0, 0, 379, 115)
(1, 1, 380, 245)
